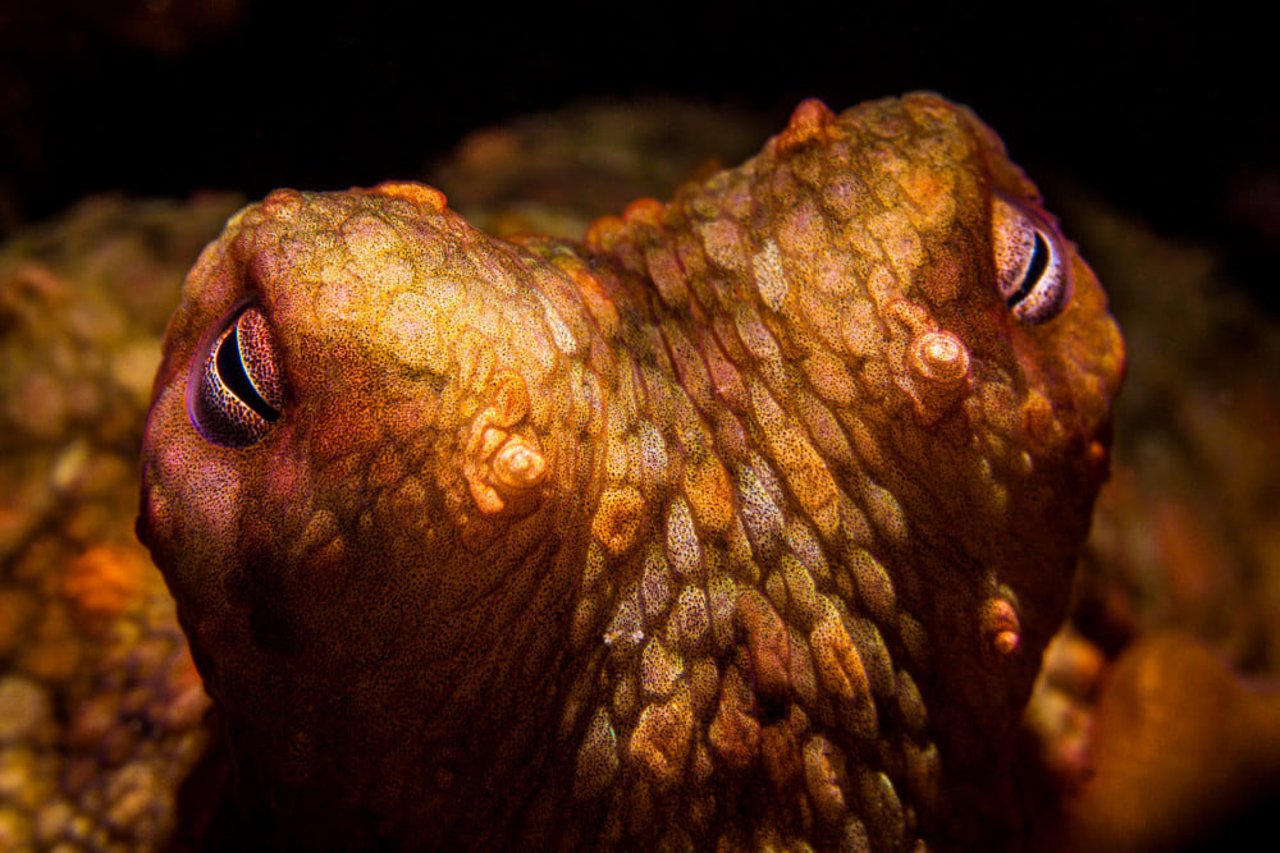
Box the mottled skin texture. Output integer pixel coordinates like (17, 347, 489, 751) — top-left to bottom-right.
(138, 94, 1122, 849)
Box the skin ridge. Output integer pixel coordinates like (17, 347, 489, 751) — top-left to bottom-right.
(139, 93, 1122, 849)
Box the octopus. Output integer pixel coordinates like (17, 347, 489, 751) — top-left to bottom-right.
(135, 93, 1124, 849)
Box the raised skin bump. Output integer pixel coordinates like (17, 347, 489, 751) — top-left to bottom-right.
(138, 93, 1123, 849)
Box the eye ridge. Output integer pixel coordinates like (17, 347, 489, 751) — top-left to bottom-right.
(1005, 229, 1049, 310)
(991, 194, 1072, 325)
(186, 303, 285, 448)
(215, 323, 280, 423)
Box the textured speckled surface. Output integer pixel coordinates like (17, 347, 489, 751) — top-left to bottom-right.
(3, 91, 1276, 850)
(138, 94, 1120, 848)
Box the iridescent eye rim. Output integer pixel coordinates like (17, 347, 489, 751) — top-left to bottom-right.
(991, 193, 1073, 325)
(186, 300, 285, 448)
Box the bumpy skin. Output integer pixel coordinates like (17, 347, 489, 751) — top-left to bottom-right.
(138, 94, 1123, 849)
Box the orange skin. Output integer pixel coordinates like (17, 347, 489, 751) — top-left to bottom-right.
(138, 94, 1122, 849)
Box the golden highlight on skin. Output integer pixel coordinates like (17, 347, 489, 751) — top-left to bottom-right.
(138, 93, 1122, 849)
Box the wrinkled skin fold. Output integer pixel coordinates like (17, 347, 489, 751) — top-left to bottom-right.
(138, 94, 1123, 849)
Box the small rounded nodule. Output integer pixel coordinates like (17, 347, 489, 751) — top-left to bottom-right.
(909, 330, 970, 386)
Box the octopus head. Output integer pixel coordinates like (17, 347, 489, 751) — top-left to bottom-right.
(138, 183, 596, 836)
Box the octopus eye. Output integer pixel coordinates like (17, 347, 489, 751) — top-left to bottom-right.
(991, 194, 1072, 324)
(187, 304, 284, 447)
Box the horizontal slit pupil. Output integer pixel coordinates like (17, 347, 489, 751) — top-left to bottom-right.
(216, 325, 279, 422)
(1006, 229, 1049, 308)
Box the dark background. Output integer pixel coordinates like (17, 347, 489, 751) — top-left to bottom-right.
(1, 1, 1274, 303)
